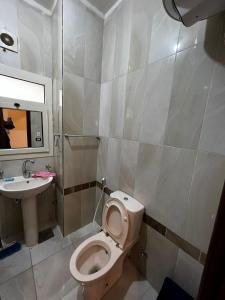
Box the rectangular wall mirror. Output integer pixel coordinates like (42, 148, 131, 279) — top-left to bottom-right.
(0, 108, 44, 149)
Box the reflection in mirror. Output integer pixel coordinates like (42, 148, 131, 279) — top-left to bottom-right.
(0, 108, 43, 149)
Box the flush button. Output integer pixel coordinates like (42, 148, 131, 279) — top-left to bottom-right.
(124, 197, 128, 201)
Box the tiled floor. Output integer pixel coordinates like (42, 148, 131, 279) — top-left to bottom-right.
(0, 223, 157, 300)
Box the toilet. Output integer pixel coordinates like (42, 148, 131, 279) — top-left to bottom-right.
(70, 190, 144, 300)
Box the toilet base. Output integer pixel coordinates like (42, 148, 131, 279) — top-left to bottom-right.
(82, 253, 126, 300)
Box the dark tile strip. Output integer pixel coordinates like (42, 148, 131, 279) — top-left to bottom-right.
(143, 213, 166, 236)
(165, 228, 200, 261)
(199, 252, 207, 265)
(64, 181, 97, 195)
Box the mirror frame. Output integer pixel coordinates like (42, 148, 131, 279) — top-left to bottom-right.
(0, 64, 53, 160)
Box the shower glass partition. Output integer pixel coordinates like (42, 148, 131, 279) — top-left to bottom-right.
(54, 0, 104, 238)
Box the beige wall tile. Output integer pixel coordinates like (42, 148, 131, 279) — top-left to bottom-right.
(119, 139, 139, 196)
(164, 45, 214, 149)
(140, 55, 175, 145)
(185, 151, 225, 252)
(64, 192, 81, 236)
(173, 250, 203, 298)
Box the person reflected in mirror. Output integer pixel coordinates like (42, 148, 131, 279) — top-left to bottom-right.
(0, 108, 11, 149)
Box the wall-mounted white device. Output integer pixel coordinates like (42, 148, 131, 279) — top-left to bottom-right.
(0, 30, 18, 53)
(163, 0, 225, 27)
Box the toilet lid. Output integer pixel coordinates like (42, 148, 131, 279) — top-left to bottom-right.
(102, 198, 129, 249)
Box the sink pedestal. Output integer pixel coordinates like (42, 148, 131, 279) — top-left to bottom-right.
(21, 196, 38, 247)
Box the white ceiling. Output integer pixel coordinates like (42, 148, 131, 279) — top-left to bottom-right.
(25, 0, 120, 18)
(33, 0, 55, 11)
(87, 0, 119, 14)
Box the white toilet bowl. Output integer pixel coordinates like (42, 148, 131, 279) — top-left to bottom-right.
(70, 191, 144, 300)
(70, 231, 125, 300)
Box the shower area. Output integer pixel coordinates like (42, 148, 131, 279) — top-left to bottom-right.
(53, 0, 105, 237)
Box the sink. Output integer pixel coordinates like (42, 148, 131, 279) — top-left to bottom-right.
(0, 176, 52, 199)
(0, 176, 53, 247)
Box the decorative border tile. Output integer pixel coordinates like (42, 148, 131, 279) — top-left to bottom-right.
(64, 180, 207, 265)
(64, 181, 96, 195)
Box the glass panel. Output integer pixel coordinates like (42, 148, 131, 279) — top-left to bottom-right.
(0, 108, 44, 149)
(0, 75, 45, 103)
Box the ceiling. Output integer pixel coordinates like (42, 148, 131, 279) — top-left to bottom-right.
(87, 0, 119, 14)
(25, 0, 120, 17)
(33, 0, 56, 11)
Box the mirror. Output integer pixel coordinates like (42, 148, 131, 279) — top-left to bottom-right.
(0, 108, 43, 149)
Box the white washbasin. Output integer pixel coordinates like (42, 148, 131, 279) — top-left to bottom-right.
(0, 175, 53, 247)
(0, 176, 53, 199)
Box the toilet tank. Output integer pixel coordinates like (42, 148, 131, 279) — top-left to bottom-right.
(110, 191, 144, 249)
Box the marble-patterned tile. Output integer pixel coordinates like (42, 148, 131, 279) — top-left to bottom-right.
(164, 45, 214, 149)
(173, 250, 203, 298)
(128, 0, 152, 73)
(103, 259, 150, 300)
(0, 268, 36, 300)
(18, 0, 52, 77)
(105, 138, 121, 191)
(141, 286, 158, 300)
(81, 188, 96, 227)
(0, 246, 31, 284)
(151, 146, 196, 236)
(101, 16, 116, 82)
(33, 245, 78, 300)
(84, 9, 103, 83)
(148, 0, 180, 64)
(30, 227, 71, 266)
(146, 228, 178, 292)
(63, 72, 84, 135)
(60, 285, 83, 300)
(82, 147, 98, 184)
(68, 222, 99, 248)
(83, 80, 100, 136)
(185, 151, 225, 253)
(63, 0, 86, 77)
(96, 137, 109, 182)
(63, 137, 84, 188)
(110, 76, 127, 138)
(64, 193, 81, 236)
(135, 144, 196, 235)
(119, 140, 139, 196)
(0, 156, 54, 178)
(134, 143, 163, 214)
(140, 55, 175, 145)
(113, 0, 131, 78)
(199, 62, 225, 155)
(99, 81, 113, 137)
(177, 20, 207, 52)
(123, 68, 146, 140)
(131, 225, 178, 293)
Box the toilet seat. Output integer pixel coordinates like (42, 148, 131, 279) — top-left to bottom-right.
(102, 198, 129, 249)
(70, 231, 123, 284)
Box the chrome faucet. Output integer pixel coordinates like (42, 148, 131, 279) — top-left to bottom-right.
(22, 160, 35, 178)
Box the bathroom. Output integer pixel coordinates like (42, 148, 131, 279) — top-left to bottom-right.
(0, 0, 225, 299)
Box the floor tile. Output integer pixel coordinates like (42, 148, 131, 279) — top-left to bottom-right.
(141, 286, 158, 300)
(0, 268, 36, 300)
(68, 222, 100, 248)
(103, 259, 151, 300)
(33, 245, 78, 300)
(30, 226, 71, 265)
(0, 245, 31, 284)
